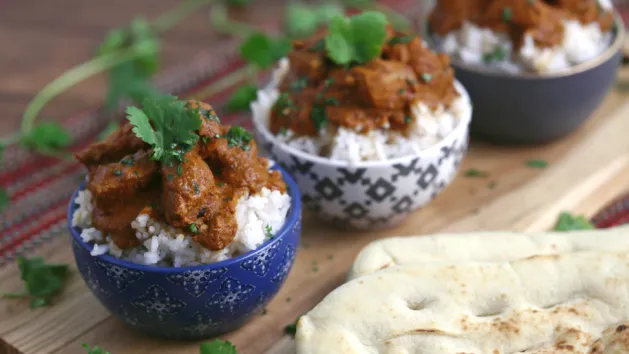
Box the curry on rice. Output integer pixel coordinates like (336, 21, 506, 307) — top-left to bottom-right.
(75, 101, 286, 253)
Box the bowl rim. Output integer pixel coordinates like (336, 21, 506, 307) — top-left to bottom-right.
(423, 12, 626, 80)
(67, 162, 302, 273)
(252, 80, 472, 168)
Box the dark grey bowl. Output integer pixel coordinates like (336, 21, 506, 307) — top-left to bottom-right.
(427, 14, 625, 144)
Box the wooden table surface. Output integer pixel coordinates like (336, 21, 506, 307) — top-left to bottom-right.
(0, 0, 284, 135)
(3, 1, 629, 354)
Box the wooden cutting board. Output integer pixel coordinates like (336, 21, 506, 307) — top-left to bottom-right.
(2, 86, 629, 354)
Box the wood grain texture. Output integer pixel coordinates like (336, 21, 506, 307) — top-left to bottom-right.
(2, 1, 629, 353)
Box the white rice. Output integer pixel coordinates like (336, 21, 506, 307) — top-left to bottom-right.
(252, 58, 472, 165)
(72, 186, 291, 267)
(437, 18, 613, 74)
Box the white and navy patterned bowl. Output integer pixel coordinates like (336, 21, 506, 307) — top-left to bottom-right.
(253, 82, 471, 230)
(67, 163, 301, 340)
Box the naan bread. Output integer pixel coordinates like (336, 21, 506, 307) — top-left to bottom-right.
(349, 225, 629, 279)
(297, 252, 629, 353)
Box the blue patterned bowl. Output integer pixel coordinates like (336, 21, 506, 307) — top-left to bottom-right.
(67, 163, 301, 340)
(253, 83, 471, 231)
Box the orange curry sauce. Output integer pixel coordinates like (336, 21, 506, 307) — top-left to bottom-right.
(269, 27, 458, 139)
(75, 101, 286, 251)
(429, 0, 614, 49)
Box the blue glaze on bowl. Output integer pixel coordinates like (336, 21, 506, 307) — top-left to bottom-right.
(67, 163, 301, 340)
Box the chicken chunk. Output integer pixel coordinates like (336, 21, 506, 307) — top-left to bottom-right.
(76, 123, 146, 166)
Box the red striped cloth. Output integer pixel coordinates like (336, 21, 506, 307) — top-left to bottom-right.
(1, 0, 627, 265)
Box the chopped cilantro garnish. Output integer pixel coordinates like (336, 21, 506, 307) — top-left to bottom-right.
(199, 339, 237, 354)
(483, 46, 506, 63)
(404, 116, 412, 123)
(388, 35, 414, 45)
(3, 256, 70, 309)
(217, 182, 225, 187)
(193, 181, 200, 195)
(215, 134, 221, 139)
(120, 156, 134, 165)
(553, 212, 595, 231)
(324, 97, 340, 106)
(526, 159, 548, 169)
(464, 168, 488, 178)
(265, 224, 274, 239)
(328, 254, 334, 260)
(273, 93, 295, 113)
(421, 73, 433, 83)
(114, 169, 122, 176)
(202, 136, 210, 144)
(176, 164, 183, 176)
(325, 11, 389, 65)
(278, 127, 289, 136)
(126, 95, 201, 165)
(82, 343, 110, 354)
(285, 316, 301, 337)
(488, 181, 497, 189)
(290, 77, 309, 92)
(398, 88, 405, 95)
(225, 126, 252, 151)
(200, 107, 220, 123)
(189, 224, 198, 234)
(311, 104, 328, 131)
(502, 7, 513, 22)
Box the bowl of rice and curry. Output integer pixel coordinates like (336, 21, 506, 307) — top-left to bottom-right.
(427, 0, 624, 143)
(252, 12, 473, 230)
(68, 97, 301, 339)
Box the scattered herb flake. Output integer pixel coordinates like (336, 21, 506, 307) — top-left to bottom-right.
(202, 136, 210, 144)
(526, 159, 548, 169)
(189, 224, 198, 234)
(388, 35, 414, 45)
(404, 116, 412, 123)
(324, 97, 340, 106)
(421, 73, 433, 83)
(82, 343, 110, 354)
(502, 7, 513, 22)
(114, 169, 122, 176)
(328, 254, 334, 260)
(167, 174, 174, 181)
(225, 126, 252, 151)
(200, 107, 220, 123)
(273, 93, 295, 113)
(193, 181, 200, 195)
(278, 127, 289, 136)
(3, 256, 70, 309)
(215, 134, 221, 139)
(262, 308, 268, 315)
(398, 88, 405, 95)
(553, 212, 595, 231)
(311, 104, 328, 131)
(313, 265, 319, 272)
(286, 297, 292, 302)
(483, 46, 506, 63)
(464, 168, 488, 178)
(265, 224, 274, 239)
(176, 164, 183, 176)
(199, 339, 237, 354)
(290, 77, 309, 92)
(217, 182, 225, 187)
(488, 181, 497, 189)
(285, 316, 301, 337)
(120, 156, 135, 166)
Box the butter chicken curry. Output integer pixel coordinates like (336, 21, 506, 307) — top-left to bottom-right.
(76, 100, 285, 251)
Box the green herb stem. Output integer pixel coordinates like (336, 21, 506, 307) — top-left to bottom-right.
(210, 3, 257, 38)
(21, 49, 141, 136)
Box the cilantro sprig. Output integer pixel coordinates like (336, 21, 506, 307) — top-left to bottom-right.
(225, 126, 252, 151)
(3, 256, 70, 309)
(553, 212, 595, 231)
(126, 95, 201, 164)
(82, 344, 110, 354)
(325, 11, 388, 65)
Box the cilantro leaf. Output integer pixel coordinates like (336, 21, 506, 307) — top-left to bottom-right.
(82, 343, 110, 354)
(284, 3, 344, 39)
(240, 32, 291, 69)
(464, 168, 488, 178)
(3, 256, 70, 309)
(325, 11, 388, 65)
(200, 339, 237, 354)
(526, 159, 548, 169)
(225, 126, 252, 151)
(99, 17, 160, 108)
(553, 212, 595, 231)
(226, 84, 258, 112)
(0, 188, 8, 213)
(20, 121, 72, 154)
(126, 95, 201, 164)
(99, 121, 120, 141)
